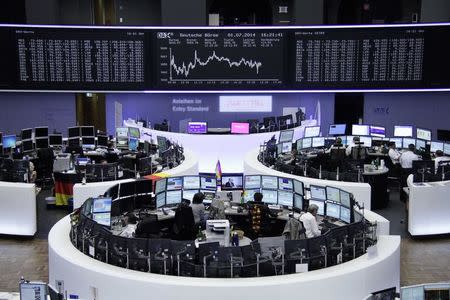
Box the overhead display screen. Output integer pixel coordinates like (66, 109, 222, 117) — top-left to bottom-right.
(0, 24, 449, 91)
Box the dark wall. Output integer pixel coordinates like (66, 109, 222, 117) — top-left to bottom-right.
(25, 0, 92, 25)
(161, 0, 206, 25)
(115, 0, 161, 25)
(293, 0, 324, 24)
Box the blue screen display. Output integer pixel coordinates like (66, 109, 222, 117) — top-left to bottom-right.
(2, 135, 16, 148)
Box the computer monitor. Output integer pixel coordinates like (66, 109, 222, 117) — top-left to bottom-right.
(200, 176, 216, 190)
(167, 177, 183, 190)
(325, 202, 340, 219)
(340, 190, 351, 208)
(370, 125, 386, 138)
(82, 137, 96, 149)
(444, 143, 450, 156)
(312, 137, 325, 148)
(326, 186, 340, 202)
(200, 190, 215, 204)
(328, 124, 346, 136)
(340, 206, 351, 223)
(294, 194, 303, 211)
(416, 139, 426, 150)
(2, 135, 16, 148)
(34, 127, 48, 138)
(22, 139, 34, 153)
(231, 122, 250, 134)
(155, 179, 167, 194)
(281, 142, 292, 153)
(128, 127, 140, 139)
(81, 126, 95, 137)
(261, 175, 278, 189)
(116, 127, 129, 138)
(310, 185, 326, 200)
(359, 136, 372, 147)
(416, 128, 431, 141)
(243, 188, 259, 203)
(49, 134, 63, 147)
(68, 137, 80, 147)
(339, 136, 348, 146)
(293, 180, 304, 195)
(128, 138, 139, 151)
(437, 129, 450, 142)
(244, 175, 261, 189)
(97, 135, 108, 147)
(389, 138, 403, 148)
(187, 122, 208, 134)
(304, 126, 320, 138)
(296, 139, 303, 151)
(412, 160, 435, 175)
(166, 190, 182, 206)
(301, 138, 312, 149)
(183, 176, 200, 189)
(394, 125, 413, 137)
(261, 189, 277, 204)
(279, 129, 294, 143)
(430, 141, 444, 153)
(20, 282, 47, 300)
(403, 138, 416, 149)
(92, 197, 112, 213)
(278, 177, 293, 191)
(278, 190, 293, 207)
(309, 199, 324, 215)
(93, 212, 111, 227)
(182, 189, 199, 202)
(221, 173, 243, 190)
(68, 127, 80, 138)
(156, 192, 166, 208)
(351, 124, 369, 136)
(35, 137, 49, 149)
(21, 128, 32, 140)
(276, 143, 283, 156)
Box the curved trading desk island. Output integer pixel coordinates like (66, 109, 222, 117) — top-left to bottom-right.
(49, 175, 399, 300)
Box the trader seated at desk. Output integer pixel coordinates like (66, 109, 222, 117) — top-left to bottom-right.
(299, 204, 321, 238)
(190, 192, 206, 228)
(388, 142, 401, 164)
(434, 150, 450, 173)
(325, 137, 345, 154)
(247, 192, 272, 239)
(399, 144, 420, 169)
(346, 136, 368, 160)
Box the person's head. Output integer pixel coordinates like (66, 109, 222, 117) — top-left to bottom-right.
(388, 141, 396, 149)
(253, 192, 263, 202)
(353, 136, 360, 143)
(192, 192, 205, 204)
(408, 144, 416, 152)
(335, 137, 342, 145)
(435, 150, 444, 157)
(125, 212, 137, 224)
(308, 204, 319, 216)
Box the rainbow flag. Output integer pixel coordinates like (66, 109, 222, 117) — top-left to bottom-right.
(215, 160, 222, 180)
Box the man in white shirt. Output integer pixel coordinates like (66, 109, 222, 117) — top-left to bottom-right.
(388, 142, 401, 164)
(399, 144, 420, 169)
(300, 204, 321, 238)
(345, 136, 359, 156)
(434, 150, 450, 173)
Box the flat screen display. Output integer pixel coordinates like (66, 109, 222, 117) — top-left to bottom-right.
(128, 138, 139, 151)
(155, 179, 167, 194)
(221, 174, 243, 190)
(183, 189, 199, 202)
(309, 199, 324, 215)
(68, 137, 80, 147)
(34, 127, 48, 138)
(167, 177, 183, 190)
(340, 206, 351, 223)
(261, 189, 278, 204)
(444, 143, 450, 156)
(116, 127, 129, 138)
(389, 138, 403, 148)
(394, 125, 413, 137)
(166, 190, 182, 206)
(20, 282, 47, 300)
(278, 177, 293, 191)
(2, 135, 16, 148)
(351, 124, 369, 136)
(156, 192, 166, 208)
(21, 128, 32, 140)
(326, 186, 340, 202)
(282, 142, 292, 153)
(326, 202, 340, 219)
(35, 138, 49, 149)
(359, 136, 372, 147)
(231, 122, 250, 134)
(301, 138, 312, 149)
(22, 139, 33, 152)
(128, 127, 140, 139)
(261, 175, 278, 189)
(340, 190, 351, 208)
(243, 188, 259, 203)
(187, 122, 208, 134)
(437, 129, 450, 142)
(430, 141, 444, 152)
(81, 126, 95, 137)
(403, 138, 416, 149)
(370, 126, 386, 138)
(293, 180, 304, 195)
(49, 134, 63, 146)
(183, 176, 200, 189)
(279, 129, 294, 143)
(416, 128, 431, 141)
(312, 137, 325, 147)
(200, 176, 216, 190)
(304, 126, 320, 138)
(200, 190, 215, 204)
(278, 190, 293, 207)
(244, 175, 261, 189)
(294, 194, 303, 211)
(329, 124, 346, 136)
(82, 137, 96, 149)
(97, 135, 108, 147)
(92, 197, 112, 213)
(310, 185, 326, 200)
(68, 127, 80, 138)
(416, 139, 426, 150)
(93, 212, 111, 226)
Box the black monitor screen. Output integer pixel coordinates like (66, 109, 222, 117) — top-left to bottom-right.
(35, 138, 49, 149)
(22, 139, 34, 152)
(68, 137, 80, 147)
(437, 129, 450, 142)
(97, 135, 108, 147)
(49, 134, 63, 146)
(68, 127, 80, 138)
(21, 128, 32, 140)
(34, 127, 48, 138)
(81, 126, 95, 137)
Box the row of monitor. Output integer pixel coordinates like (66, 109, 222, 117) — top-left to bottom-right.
(187, 122, 252, 134)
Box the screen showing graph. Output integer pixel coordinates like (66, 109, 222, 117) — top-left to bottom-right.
(154, 29, 286, 89)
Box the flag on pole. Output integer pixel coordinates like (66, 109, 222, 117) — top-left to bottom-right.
(215, 160, 222, 180)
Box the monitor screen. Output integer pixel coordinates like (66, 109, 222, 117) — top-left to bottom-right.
(155, 179, 167, 194)
(312, 137, 325, 147)
(403, 138, 416, 149)
(21, 128, 32, 140)
(278, 190, 293, 207)
(416, 139, 426, 150)
(294, 194, 303, 211)
(326, 202, 340, 219)
(34, 127, 48, 138)
(339, 136, 348, 146)
(82, 137, 96, 149)
(309, 199, 324, 215)
(278, 177, 293, 191)
(22, 139, 34, 152)
(92, 197, 112, 213)
(200, 176, 216, 190)
(81, 126, 95, 137)
(370, 126, 386, 138)
(243, 188, 259, 203)
(359, 136, 372, 147)
(310, 185, 326, 200)
(304, 126, 320, 138)
(182, 189, 198, 202)
(128, 138, 139, 151)
(351, 124, 370, 136)
(301, 138, 312, 149)
(326, 186, 340, 202)
(389, 138, 403, 148)
(35, 138, 49, 149)
(276, 143, 283, 156)
(68, 127, 80, 138)
(261, 175, 278, 189)
(293, 180, 304, 195)
(167, 177, 183, 190)
(20, 282, 47, 300)
(166, 190, 182, 206)
(156, 136, 168, 152)
(244, 175, 261, 189)
(128, 127, 140, 139)
(156, 192, 166, 208)
(187, 122, 208, 134)
(97, 135, 108, 147)
(261, 189, 278, 204)
(183, 176, 200, 189)
(416, 128, 431, 141)
(340, 206, 351, 223)
(2, 135, 16, 148)
(279, 129, 294, 143)
(221, 174, 243, 190)
(328, 124, 346, 136)
(231, 122, 250, 134)
(116, 127, 129, 138)
(394, 125, 413, 137)
(281, 142, 292, 153)
(49, 134, 63, 146)
(200, 190, 215, 204)
(296, 139, 303, 151)
(437, 129, 450, 142)
(93, 212, 111, 226)
(68, 137, 80, 147)
(340, 190, 351, 208)
(430, 141, 444, 153)
(444, 143, 450, 156)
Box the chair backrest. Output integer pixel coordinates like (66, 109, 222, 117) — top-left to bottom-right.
(351, 146, 367, 160)
(135, 214, 160, 238)
(173, 205, 195, 239)
(330, 148, 346, 161)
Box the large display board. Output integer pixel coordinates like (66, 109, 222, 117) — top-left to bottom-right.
(0, 24, 449, 91)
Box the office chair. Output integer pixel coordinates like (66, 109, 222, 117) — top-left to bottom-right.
(93, 225, 110, 263)
(10, 159, 30, 182)
(36, 147, 55, 188)
(284, 239, 309, 274)
(325, 225, 349, 266)
(135, 214, 161, 239)
(109, 235, 129, 268)
(306, 234, 328, 270)
(172, 203, 196, 240)
(171, 240, 196, 276)
(128, 237, 151, 272)
(240, 244, 259, 277)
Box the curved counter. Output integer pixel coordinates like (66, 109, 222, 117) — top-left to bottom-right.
(49, 215, 400, 300)
(244, 149, 372, 210)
